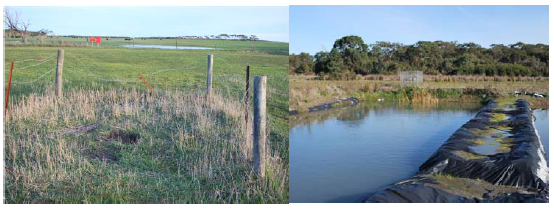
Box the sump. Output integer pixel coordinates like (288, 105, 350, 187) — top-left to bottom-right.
(102, 130, 140, 144)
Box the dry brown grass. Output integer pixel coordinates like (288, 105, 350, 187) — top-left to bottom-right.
(4, 87, 288, 203)
(289, 75, 549, 111)
(360, 74, 549, 83)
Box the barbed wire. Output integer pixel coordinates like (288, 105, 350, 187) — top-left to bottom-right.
(142, 66, 194, 77)
(5, 54, 56, 64)
(216, 56, 244, 75)
(5, 51, 277, 140)
(8, 55, 56, 71)
(64, 53, 139, 83)
(5, 51, 280, 103)
(11, 68, 56, 84)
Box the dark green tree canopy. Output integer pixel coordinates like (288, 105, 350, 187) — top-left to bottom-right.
(332, 35, 369, 53)
(289, 36, 549, 79)
(289, 52, 314, 74)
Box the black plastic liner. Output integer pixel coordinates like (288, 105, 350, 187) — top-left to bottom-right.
(365, 99, 549, 203)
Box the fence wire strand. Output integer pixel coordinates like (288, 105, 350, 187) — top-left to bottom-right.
(5, 51, 279, 107)
(6, 54, 56, 64)
(11, 68, 56, 84)
(7, 55, 56, 71)
(65, 53, 139, 83)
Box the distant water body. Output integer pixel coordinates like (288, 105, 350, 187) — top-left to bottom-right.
(121, 44, 215, 50)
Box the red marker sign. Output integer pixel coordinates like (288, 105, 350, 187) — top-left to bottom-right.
(90, 36, 95, 42)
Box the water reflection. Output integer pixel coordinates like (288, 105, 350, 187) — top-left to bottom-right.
(533, 109, 549, 164)
(289, 102, 482, 203)
(290, 102, 483, 129)
(290, 102, 549, 203)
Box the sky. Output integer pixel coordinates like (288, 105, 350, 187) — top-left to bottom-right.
(5, 6, 289, 42)
(290, 5, 549, 55)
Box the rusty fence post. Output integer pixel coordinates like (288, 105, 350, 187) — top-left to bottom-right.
(4, 61, 14, 118)
(138, 74, 153, 96)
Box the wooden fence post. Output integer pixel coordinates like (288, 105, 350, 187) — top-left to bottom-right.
(55, 49, 64, 97)
(4, 61, 14, 118)
(206, 54, 213, 97)
(253, 76, 266, 177)
(245, 66, 250, 125)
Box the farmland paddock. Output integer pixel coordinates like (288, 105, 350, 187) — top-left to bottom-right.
(3, 45, 288, 203)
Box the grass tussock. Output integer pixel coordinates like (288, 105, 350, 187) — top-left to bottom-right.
(4, 88, 288, 203)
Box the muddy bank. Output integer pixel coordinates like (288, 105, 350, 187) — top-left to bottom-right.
(365, 99, 549, 203)
(289, 97, 359, 116)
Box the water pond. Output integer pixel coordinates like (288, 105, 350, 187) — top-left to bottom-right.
(289, 102, 549, 203)
(121, 44, 216, 50)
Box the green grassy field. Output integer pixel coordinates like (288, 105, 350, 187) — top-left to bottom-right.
(3, 44, 288, 203)
(4, 37, 289, 55)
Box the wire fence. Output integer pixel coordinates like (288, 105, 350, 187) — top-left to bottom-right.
(4, 50, 279, 176)
(4, 54, 56, 64)
(12, 68, 56, 85)
(3, 51, 288, 104)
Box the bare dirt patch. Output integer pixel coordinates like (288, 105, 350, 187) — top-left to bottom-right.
(102, 130, 140, 144)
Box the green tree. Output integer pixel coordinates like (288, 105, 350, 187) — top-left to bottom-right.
(293, 35, 548, 78)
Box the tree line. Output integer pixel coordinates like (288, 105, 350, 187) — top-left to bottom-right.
(289, 35, 549, 79)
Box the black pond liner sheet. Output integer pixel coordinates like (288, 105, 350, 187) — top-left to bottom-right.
(365, 99, 549, 203)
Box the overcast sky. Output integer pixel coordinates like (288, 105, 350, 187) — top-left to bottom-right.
(5, 6, 289, 42)
(290, 5, 549, 54)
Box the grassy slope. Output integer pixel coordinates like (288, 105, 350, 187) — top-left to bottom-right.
(3, 45, 288, 203)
